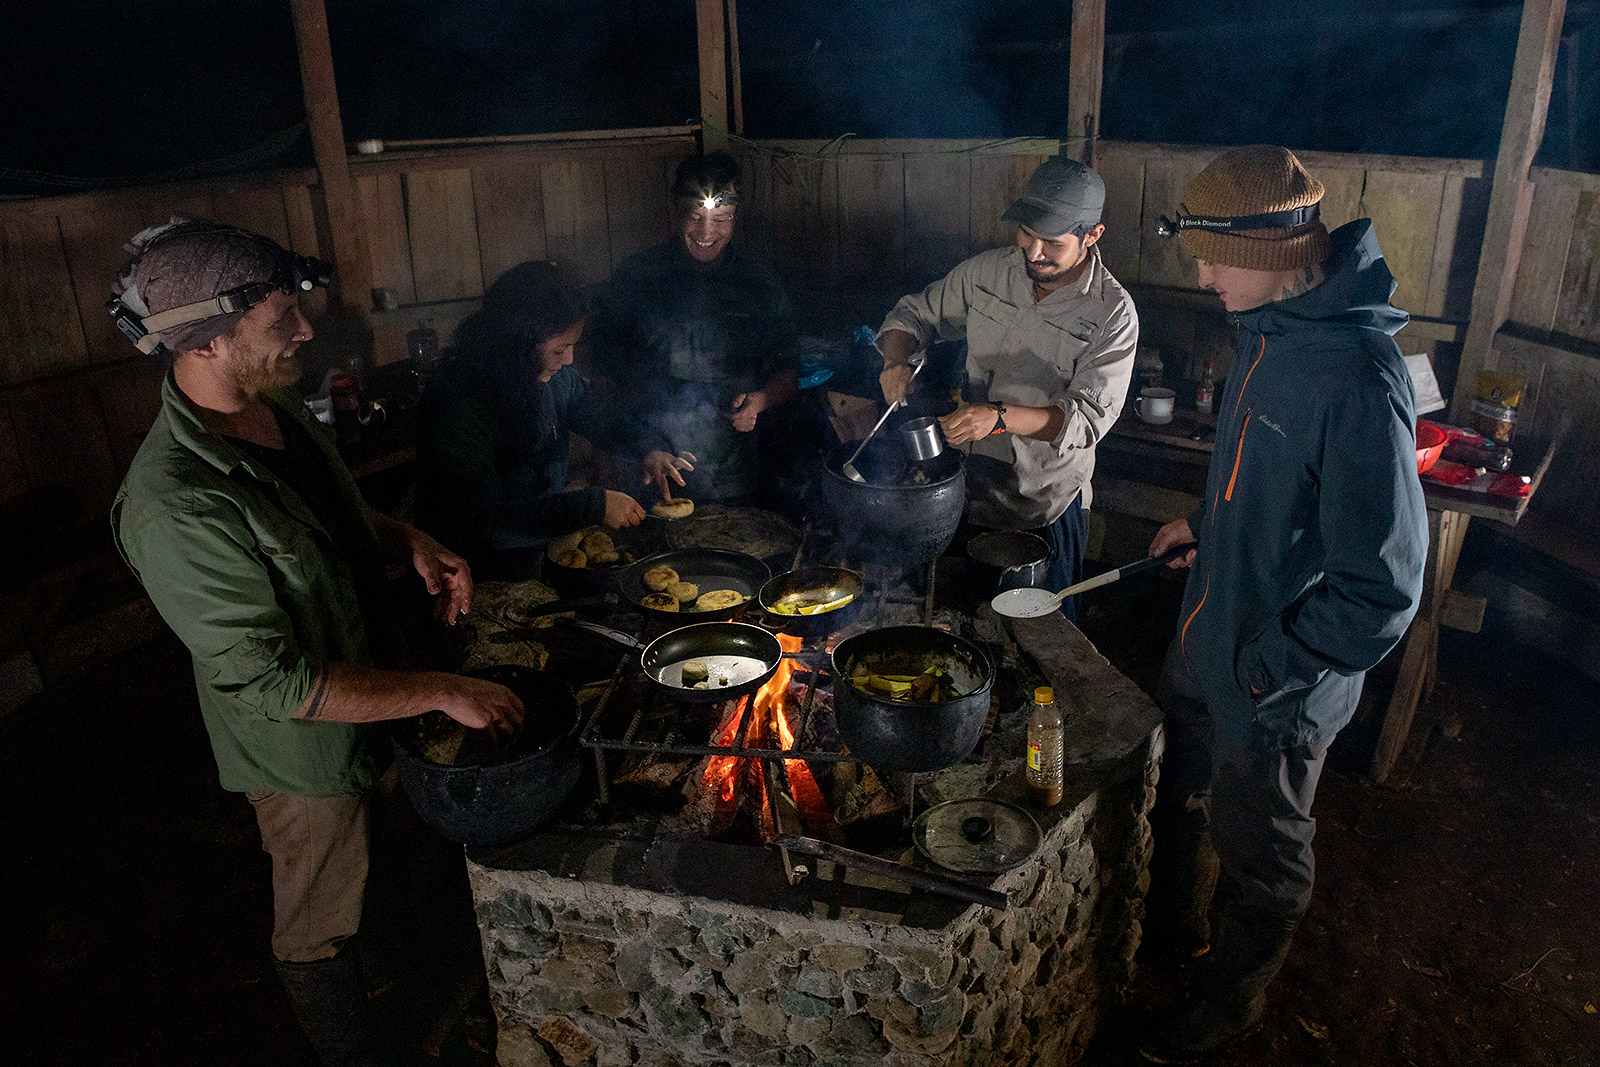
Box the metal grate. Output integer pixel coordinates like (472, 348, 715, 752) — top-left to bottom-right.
(578, 530, 937, 805)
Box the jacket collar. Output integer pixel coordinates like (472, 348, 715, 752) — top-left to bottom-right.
(159, 371, 338, 536)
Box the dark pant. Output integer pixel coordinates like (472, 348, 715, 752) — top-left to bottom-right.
(1151, 642, 1331, 1003)
(1036, 494, 1090, 621)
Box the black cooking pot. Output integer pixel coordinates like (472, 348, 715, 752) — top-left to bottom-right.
(832, 626, 994, 772)
(392, 666, 582, 847)
(967, 530, 1051, 592)
(821, 436, 965, 567)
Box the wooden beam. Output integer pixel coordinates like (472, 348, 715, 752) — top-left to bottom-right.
(289, 0, 374, 327)
(727, 0, 744, 137)
(695, 0, 729, 151)
(1067, 0, 1106, 165)
(1449, 0, 1567, 419)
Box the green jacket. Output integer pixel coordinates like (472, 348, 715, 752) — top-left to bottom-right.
(112, 373, 386, 796)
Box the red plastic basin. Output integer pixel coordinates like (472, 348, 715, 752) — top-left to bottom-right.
(1416, 420, 1447, 474)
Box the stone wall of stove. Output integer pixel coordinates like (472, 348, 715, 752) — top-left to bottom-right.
(471, 734, 1160, 1067)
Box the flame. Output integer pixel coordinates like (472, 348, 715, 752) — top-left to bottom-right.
(705, 696, 748, 805)
(760, 634, 835, 836)
(692, 633, 835, 839)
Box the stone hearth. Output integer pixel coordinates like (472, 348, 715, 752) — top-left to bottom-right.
(468, 610, 1163, 1067)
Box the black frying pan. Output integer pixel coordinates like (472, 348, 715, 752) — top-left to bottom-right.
(758, 566, 865, 638)
(621, 549, 771, 620)
(568, 620, 783, 703)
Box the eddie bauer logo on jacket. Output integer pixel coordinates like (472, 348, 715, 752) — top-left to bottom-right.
(1255, 413, 1288, 439)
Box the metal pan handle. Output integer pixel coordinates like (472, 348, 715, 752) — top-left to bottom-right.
(563, 619, 647, 652)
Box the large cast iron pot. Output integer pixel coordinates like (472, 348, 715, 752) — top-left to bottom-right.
(821, 436, 965, 567)
(393, 666, 582, 846)
(832, 626, 994, 772)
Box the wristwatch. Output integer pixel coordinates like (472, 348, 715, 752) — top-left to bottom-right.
(988, 402, 1008, 435)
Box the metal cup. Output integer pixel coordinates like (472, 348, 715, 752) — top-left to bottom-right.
(901, 416, 945, 461)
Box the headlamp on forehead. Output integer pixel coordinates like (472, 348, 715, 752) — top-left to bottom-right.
(685, 185, 738, 212)
(1155, 203, 1320, 239)
(107, 238, 332, 355)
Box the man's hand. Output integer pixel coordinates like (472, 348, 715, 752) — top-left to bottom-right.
(404, 525, 474, 623)
(602, 490, 646, 529)
(729, 392, 767, 432)
(879, 363, 917, 407)
(642, 450, 696, 499)
(1150, 518, 1198, 569)
(434, 673, 525, 743)
(938, 404, 1001, 445)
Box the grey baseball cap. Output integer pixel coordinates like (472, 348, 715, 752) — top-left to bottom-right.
(1002, 157, 1106, 238)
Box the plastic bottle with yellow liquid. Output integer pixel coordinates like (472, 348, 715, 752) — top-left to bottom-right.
(1025, 686, 1064, 808)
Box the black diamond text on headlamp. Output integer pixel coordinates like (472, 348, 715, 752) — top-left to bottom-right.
(107, 247, 333, 355)
(1155, 203, 1321, 239)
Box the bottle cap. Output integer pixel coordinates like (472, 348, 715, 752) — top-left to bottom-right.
(1034, 686, 1053, 704)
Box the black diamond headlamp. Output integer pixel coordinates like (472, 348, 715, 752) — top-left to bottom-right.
(107, 221, 332, 355)
(1155, 203, 1321, 239)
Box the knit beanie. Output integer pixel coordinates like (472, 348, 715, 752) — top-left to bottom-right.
(113, 218, 281, 353)
(1177, 145, 1330, 271)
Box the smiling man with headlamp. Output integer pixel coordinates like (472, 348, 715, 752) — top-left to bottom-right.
(110, 218, 518, 1066)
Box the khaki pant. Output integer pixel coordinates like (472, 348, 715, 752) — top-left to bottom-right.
(247, 785, 373, 964)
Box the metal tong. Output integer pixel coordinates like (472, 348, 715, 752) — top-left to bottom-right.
(778, 836, 1008, 910)
(841, 358, 926, 483)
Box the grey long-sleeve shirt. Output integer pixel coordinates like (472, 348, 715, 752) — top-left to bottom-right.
(879, 244, 1139, 528)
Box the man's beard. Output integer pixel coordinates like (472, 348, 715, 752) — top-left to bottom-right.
(1025, 261, 1064, 283)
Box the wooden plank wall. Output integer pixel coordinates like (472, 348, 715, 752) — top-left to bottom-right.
(0, 132, 1593, 544)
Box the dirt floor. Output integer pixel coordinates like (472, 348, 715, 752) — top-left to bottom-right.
(1073, 562, 1600, 1067)
(2, 552, 1597, 1066)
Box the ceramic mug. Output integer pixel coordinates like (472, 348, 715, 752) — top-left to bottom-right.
(1136, 387, 1176, 425)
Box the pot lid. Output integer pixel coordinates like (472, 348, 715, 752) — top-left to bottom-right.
(913, 798, 1042, 874)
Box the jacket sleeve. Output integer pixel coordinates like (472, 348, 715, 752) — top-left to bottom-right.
(417, 388, 605, 548)
(1237, 374, 1427, 702)
(116, 504, 321, 723)
(1048, 295, 1138, 454)
(877, 260, 978, 349)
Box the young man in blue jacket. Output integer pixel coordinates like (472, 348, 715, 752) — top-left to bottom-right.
(1139, 146, 1427, 1061)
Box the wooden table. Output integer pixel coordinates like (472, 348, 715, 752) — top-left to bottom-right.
(1106, 412, 1558, 782)
(1368, 435, 1558, 781)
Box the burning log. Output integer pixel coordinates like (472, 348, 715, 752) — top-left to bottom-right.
(661, 696, 750, 838)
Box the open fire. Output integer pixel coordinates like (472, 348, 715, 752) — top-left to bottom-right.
(680, 633, 837, 842)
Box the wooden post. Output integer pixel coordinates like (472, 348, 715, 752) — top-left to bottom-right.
(696, 0, 730, 151)
(727, 0, 745, 137)
(1067, 0, 1106, 166)
(289, 0, 374, 324)
(1448, 0, 1567, 419)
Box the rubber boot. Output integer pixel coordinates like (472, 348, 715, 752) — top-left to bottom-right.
(1139, 904, 1297, 1063)
(274, 942, 394, 1067)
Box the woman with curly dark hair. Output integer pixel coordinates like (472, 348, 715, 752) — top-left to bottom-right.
(416, 261, 693, 578)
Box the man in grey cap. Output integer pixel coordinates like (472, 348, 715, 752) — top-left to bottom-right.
(110, 218, 520, 1065)
(877, 156, 1138, 615)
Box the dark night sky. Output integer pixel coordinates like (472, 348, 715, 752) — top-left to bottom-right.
(2, 1, 1595, 196)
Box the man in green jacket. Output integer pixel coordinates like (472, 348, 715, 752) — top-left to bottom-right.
(109, 219, 522, 1066)
(1140, 147, 1426, 1061)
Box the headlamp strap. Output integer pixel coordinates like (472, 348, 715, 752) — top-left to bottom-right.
(1157, 203, 1320, 238)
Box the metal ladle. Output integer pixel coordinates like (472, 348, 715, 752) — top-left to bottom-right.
(842, 359, 925, 483)
(989, 542, 1198, 618)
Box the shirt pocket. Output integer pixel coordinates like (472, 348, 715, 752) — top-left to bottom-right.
(969, 287, 1020, 338)
(1035, 314, 1096, 377)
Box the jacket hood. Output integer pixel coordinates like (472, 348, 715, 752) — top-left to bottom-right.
(1240, 219, 1408, 339)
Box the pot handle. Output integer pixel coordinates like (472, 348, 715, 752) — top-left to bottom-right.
(562, 619, 646, 652)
